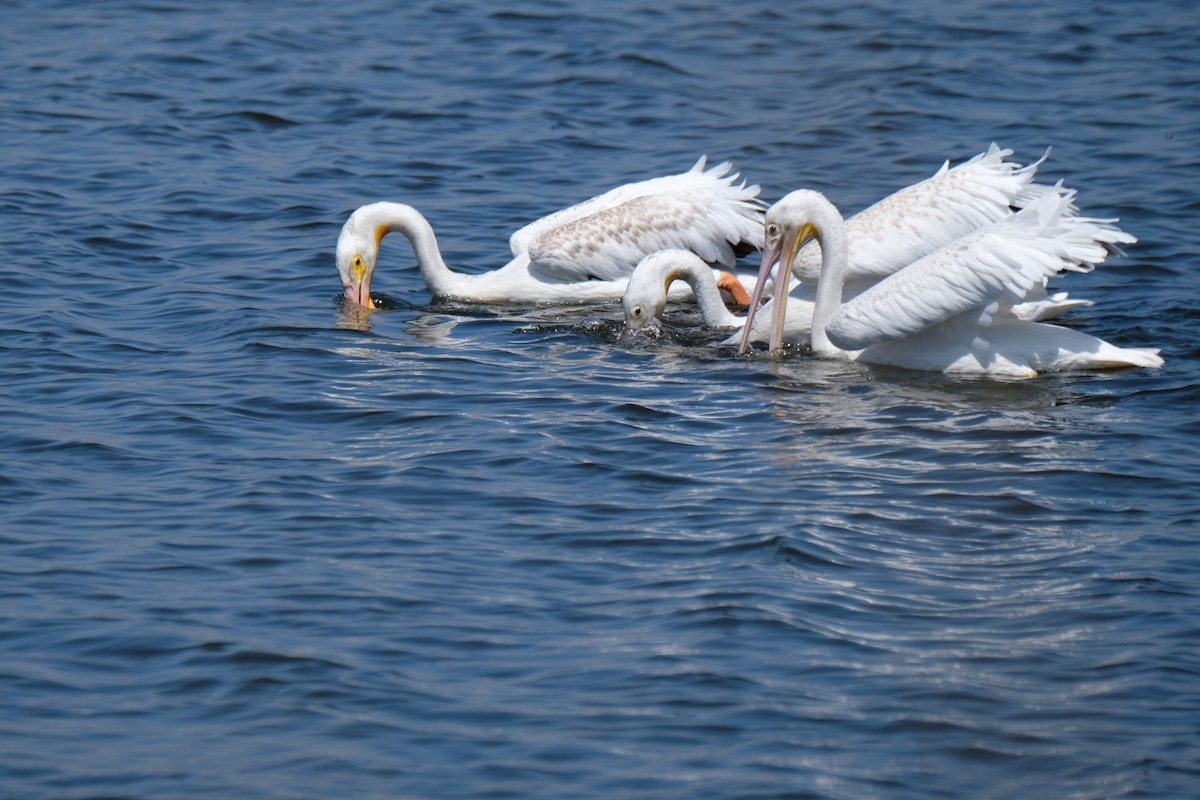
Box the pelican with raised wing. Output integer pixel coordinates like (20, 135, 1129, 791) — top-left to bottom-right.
(335, 157, 763, 307)
(743, 187, 1161, 377)
(735, 144, 1065, 344)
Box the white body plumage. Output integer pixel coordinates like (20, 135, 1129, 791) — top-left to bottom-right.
(334, 157, 763, 307)
(750, 186, 1162, 377)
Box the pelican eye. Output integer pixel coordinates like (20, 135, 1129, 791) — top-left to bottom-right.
(766, 223, 780, 237)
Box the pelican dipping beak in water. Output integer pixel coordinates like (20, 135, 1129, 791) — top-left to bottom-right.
(335, 157, 764, 308)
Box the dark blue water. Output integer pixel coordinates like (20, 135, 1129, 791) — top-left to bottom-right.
(2, 1, 1199, 798)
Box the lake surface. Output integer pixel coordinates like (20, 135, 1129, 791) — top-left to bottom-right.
(2, 1, 1199, 798)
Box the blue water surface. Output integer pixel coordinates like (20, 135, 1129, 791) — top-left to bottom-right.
(1, 1, 1199, 798)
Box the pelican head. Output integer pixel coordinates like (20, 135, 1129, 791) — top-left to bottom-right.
(622, 251, 680, 331)
(740, 190, 830, 352)
(762, 191, 826, 274)
(335, 203, 391, 309)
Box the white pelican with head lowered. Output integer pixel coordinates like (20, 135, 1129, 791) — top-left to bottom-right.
(623, 249, 815, 344)
(742, 185, 1162, 377)
(335, 157, 763, 307)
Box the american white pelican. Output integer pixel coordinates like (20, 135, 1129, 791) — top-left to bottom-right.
(623, 249, 816, 345)
(734, 144, 1062, 346)
(743, 187, 1162, 377)
(335, 157, 764, 307)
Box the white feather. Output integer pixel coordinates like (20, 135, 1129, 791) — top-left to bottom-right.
(519, 157, 763, 282)
(789, 143, 1055, 283)
(826, 188, 1131, 350)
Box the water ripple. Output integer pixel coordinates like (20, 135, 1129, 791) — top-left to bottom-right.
(1, 0, 1198, 798)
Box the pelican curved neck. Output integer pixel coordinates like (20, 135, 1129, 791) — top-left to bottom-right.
(806, 202, 851, 356)
(359, 202, 460, 297)
(669, 259, 742, 328)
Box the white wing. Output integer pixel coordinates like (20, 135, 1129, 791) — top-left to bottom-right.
(827, 189, 1136, 351)
(510, 157, 764, 283)
(792, 143, 1056, 282)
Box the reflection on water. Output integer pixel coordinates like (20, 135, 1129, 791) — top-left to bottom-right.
(334, 298, 374, 331)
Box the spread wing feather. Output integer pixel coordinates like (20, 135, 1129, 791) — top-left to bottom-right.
(792, 143, 1057, 282)
(827, 188, 1136, 351)
(509, 157, 764, 283)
